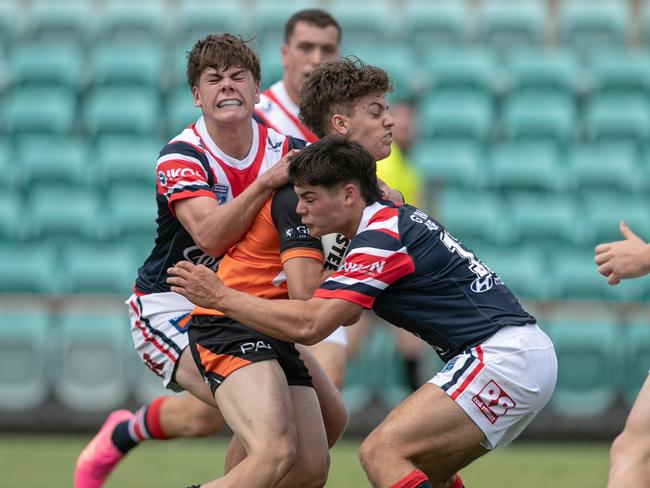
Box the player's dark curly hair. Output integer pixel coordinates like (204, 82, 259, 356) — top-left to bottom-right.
(298, 57, 392, 138)
(186, 33, 261, 87)
(288, 135, 382, 204)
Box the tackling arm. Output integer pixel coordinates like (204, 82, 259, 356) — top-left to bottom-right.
(167, 261, 363, 344)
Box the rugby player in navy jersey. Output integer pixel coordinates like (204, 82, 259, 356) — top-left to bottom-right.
(74, 33, 346, 488)
(595, 222, 650, 487)
(168, 136, 558, 488)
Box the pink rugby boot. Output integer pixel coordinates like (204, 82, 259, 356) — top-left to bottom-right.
(74, 409, 133, 488)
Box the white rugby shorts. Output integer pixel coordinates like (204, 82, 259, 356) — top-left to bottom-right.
(126, 292, 194, 391)
(429, 323, 557, 449)
(127, 292, 348, 390)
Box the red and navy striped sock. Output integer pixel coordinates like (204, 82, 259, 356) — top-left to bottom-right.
(111, 396, 169, 454)
(390, 469, 432, 488)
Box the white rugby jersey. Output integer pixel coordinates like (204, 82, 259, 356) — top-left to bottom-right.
(135, 116, 307, 295)
(254, 80, 318, 143)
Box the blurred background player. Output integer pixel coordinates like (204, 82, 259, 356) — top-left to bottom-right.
(255, 9, 340, 143)
(254, 9, 350, 390)
(595, 221, 650, 488)
(74, 33, 346, 488)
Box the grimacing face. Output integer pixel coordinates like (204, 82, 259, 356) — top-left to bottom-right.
(342, 93, 395, 161)
(192, 66, 260, 127)
(294, 183, 347, 237)
(281, 21, 339, 103)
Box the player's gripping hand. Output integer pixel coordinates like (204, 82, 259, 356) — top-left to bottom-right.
(594, 220, 650, 285)
(167, 261, 226, 310)
(261, 149, 301, 190)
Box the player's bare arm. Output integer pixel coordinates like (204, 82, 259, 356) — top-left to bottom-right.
(174, 151, 296, 256)
(594, 220, 650, 285)
(167, 261, 361, 344)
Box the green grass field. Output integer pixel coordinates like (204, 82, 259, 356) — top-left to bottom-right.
(1, 435, 608, 487)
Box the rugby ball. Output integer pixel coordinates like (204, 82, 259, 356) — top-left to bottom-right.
(321, 233, 350, 271)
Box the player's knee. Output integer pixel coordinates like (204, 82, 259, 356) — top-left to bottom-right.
(290, 450, 330, 488)
(250, 431, 299, 478)
(359, 429, 392, 475)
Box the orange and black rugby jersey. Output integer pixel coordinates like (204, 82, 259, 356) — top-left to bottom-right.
(193, 184, 323, 316)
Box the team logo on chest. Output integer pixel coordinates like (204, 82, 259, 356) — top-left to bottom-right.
(212, 184, 229, 204)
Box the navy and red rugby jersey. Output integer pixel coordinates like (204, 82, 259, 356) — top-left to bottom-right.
(314, 201, 535, 362)
(254, 81, 318, 143)
(135, 116, 306, 295)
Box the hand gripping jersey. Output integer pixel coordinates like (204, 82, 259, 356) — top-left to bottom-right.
(254, 80, 318, 143)
(314, 201, 535, 362)
(135, 117, 306, 295)
(193, 184, 324, 315)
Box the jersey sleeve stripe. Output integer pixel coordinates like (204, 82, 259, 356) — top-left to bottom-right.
(347, 246, 405, 258)
(327, 273, 390, 291)
(313, 288, 375, 308)
(280, 248, 324, 264)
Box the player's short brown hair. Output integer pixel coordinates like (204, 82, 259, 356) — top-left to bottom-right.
(186, 33, 261, 87)
(289, 135, 382, 205)
(298, 57, 392, 138)
(284, 9, 341, 44)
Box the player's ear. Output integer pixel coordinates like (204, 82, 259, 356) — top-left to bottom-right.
(191, 85, 201, 108)
(343, 183, 359, 204)
(331, 114, 348, 135)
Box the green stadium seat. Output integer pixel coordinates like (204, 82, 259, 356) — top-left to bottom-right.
(61, 244, 136, 294)
(24, 186, 104, 243)
(4, 87, 76, 135)
(506, 48, 581, 99)
(0, 190, 21, 242)
(178, 0, 242, 48)
(366, 326, 411, 410)
(588, 50, 650, 100)
(404, 0, 467, 54)
(584, 94, 650, 146)
(507, 193, 579, 247)
(440, 189, 508, 247)
(257, 44, 285, 92)
(419, 93, 493, 144)
(478, 245, 548, 299)
(9, 42, 84, 90)
(98, 0, 167, 44)
(166, 87, 200, 137)
(568, 143, 639, 193)
(0, 243, 59, 293)
(487, 141, 563, 192)
(622, 321, 650, 407)
(501, 92, 576, 147)
(578, 192, 650, 250)
(559, 0, 629, 60)
(546, 318, 620, 417)
(23, 0, 94, 44)
(108, 185, 158, 244)
(331, 0, 394, 46)
(15, 136, 89, 188)
(95, 135, 159, 187)
(551, 246, 635, 301)
(342, 337, 375, 415)
(479, 0, 546, 59)
(55, 311, 131, 412)
(92, 42, 165, 90)
(84, 87, 160, 139)
(411, 140, 485, 191)
(0, 141, 14, 189)
(424, 48, 499, 100)
(343, 43, 420, 100)
(0, 1, 17, 47)
(0, 310, 51, 410)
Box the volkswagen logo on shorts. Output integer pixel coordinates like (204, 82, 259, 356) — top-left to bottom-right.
(471, 276, 494, 293)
